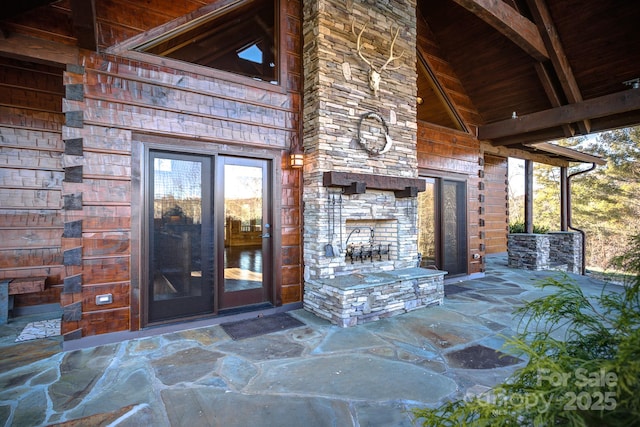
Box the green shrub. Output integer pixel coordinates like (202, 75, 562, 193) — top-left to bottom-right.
(509, 221, 550, 234)
(413, 236, 640, 427)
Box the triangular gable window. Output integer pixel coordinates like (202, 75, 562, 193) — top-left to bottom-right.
(135, 0, 277, 84)
(417, 54, 465, 131)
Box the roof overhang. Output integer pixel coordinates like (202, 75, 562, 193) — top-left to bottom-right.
(525, 142, 606, 165)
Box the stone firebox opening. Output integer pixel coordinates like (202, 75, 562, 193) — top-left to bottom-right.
(344, 219, 397, 266)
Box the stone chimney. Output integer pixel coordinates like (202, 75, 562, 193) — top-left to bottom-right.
(302, 0, 419, 282)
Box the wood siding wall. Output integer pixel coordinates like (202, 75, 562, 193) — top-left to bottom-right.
(2, 0, 303, 339)
(483, 155, 509, 254)
(417, 14, 482, 134)
(417, 124, 484, 276)
(416, 14, 489, 277)
(0, 57, 65, 307)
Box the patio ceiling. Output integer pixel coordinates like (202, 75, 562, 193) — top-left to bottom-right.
(419, 0, 640, 161)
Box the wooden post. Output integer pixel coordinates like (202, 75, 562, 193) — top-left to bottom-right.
(560, 166, 568, 231)
(524, 159, 534, 233)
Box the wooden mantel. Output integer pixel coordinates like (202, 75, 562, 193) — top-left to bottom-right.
(322, 171, 426, 198)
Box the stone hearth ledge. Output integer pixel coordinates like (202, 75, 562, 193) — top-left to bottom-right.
(303, 268, 446, 327)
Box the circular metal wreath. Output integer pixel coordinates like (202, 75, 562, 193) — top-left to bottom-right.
(357, 111, 393, 156)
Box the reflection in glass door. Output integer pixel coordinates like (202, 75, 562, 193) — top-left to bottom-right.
(417, 177, 467, 277)
(147, 152, 273, 324)
(417, 178, 437, 268)
(218, 157, 271, 310)
(442, 180, 467, 275)
(148, 152, 213, 323)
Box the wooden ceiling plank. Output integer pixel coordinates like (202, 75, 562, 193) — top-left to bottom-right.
(451, 0, 548, 61)
(534, 62, 574, 137)
(70, 0, 98, 51)
(526, 0, 590, 134)
(0, 0, 59, 20)
(479, 88, 640, 141)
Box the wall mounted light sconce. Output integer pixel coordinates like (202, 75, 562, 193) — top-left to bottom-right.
(289, 143, 304, 168)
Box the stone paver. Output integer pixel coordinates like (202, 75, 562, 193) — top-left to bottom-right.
(0, 256, 617, 426)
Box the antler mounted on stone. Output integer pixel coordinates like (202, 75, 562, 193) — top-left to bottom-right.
(352, 19, 405, 97)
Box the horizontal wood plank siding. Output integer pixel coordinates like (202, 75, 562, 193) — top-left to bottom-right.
(483, 155, 508, 254)
(417, 124, 483, 276)
(417, 15, 482, 130)
(59, 0, 301, 336)
(0, 58, 65, 308)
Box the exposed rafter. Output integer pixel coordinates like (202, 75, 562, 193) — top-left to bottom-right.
(534, 62, 575, 137)
(0, 0, 58, 20)
(526, 0, 590, 134)
(479, 88, 640, 142)
(451, 0, 548, 61)
(526, 142, 606, 165)
(70, 0, 98, 51)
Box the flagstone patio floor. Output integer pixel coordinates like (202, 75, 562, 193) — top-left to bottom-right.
(0, 255, 616, 427)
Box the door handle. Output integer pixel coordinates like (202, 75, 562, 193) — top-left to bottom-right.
(260, 223, 271, 238)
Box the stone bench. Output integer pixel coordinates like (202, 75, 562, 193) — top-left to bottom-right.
(0, 277, 47, 324)
(304, 268, 446, 327)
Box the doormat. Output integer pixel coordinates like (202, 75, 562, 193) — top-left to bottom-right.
(15, 318, 61, 342)
(220, 312, 304, 340)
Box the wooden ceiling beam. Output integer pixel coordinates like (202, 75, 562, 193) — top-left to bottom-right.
(0, 33, 79, 66)
(526, 142, 606, 165)
(482, 142, 569, 167)
(479, 88, 640, 141)
(70, 0, 98, 51)
(534, 62, 574, 138)
(451, 0, 549, 61)
(526, 0, 590, 134)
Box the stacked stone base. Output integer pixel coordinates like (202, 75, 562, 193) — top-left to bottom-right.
(508, 232, 582, 274)
(303, 268, 446, 327)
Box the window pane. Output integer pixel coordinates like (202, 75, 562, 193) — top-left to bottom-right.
(224, 164, 263, 292)
(139, 0, 277, 84)
(152, 157, 204, 302)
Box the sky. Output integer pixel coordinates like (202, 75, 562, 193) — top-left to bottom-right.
(508, 133, 601, 196)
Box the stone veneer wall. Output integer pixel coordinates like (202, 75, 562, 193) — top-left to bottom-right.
(302, 0, 418, 281)
(508, 232, 582, 274)
(548, 232, 583, 274)
(304, 268, 445, 327)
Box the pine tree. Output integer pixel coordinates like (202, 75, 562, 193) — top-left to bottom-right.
(528, 126, 640, 269)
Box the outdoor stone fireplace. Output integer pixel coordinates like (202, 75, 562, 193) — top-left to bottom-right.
(300, 0, 444, 327)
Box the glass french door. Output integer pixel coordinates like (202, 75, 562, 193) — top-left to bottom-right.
(148, 152, 212, 323)
(417, 177, 467, 277)
(147, 151, 272, 324)
(217, 157, 271, 310)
